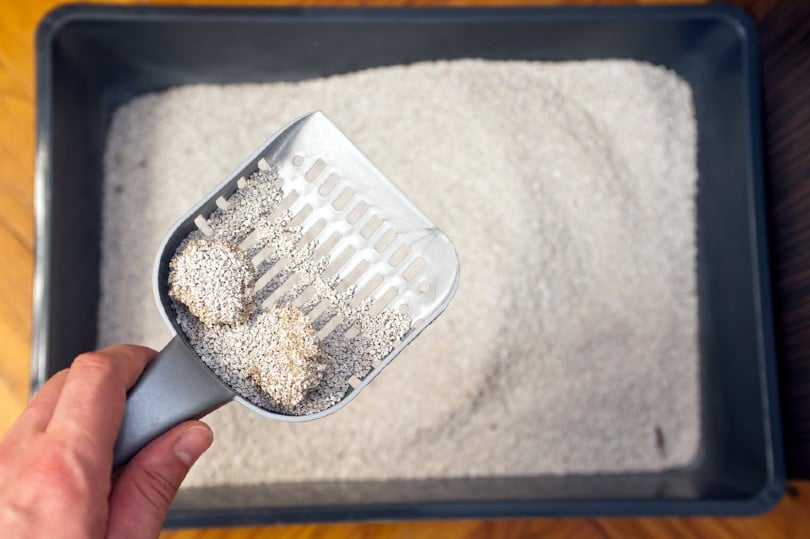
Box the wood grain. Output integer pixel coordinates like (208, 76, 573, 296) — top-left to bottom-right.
(742, 0, 810, 481)
(0, 0, 807, 538)
(159, 484, 810, 539)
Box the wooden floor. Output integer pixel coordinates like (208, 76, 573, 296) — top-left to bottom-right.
(0, 0, 806, 537)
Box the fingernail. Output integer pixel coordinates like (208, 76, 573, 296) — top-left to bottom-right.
(175, 425, 213, 466)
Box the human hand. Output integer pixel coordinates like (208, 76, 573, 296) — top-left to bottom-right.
(0, 345, 213, 538)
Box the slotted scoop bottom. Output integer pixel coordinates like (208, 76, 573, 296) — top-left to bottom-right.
(113, 112, 460, 467)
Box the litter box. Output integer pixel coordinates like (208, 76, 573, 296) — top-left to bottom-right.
(32, 5, 783, 524)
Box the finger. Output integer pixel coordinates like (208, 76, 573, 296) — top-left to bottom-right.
(0, 370, 68, 458)
(0, 370, 70, 485)
(106, 421, 213, 539)
(5, 370, 69, 438)
(46, 345, 157, 455)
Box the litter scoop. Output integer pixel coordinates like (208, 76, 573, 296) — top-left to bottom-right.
(113, 112, 460, 467)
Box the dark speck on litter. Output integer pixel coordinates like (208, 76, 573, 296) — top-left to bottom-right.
(655, 425, 667, 457)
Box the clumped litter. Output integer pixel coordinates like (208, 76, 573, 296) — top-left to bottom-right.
(169, 238, 256, 326)
(169, 168, 410, 414)
(245, 306, 327, 408)
(168, 236, 329, 409)
(99, 59, 700, 486)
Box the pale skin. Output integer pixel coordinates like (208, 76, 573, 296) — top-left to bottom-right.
(0, 345, 213, 538)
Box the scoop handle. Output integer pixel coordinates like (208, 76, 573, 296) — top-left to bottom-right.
(113, 336, 234, 468)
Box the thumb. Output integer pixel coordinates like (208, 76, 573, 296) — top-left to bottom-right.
(106, 421, 213, 538)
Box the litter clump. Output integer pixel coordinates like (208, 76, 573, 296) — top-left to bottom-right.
(168, 238, 256, 326)
(170, 169, 411, 415)
(245, 305, 328, 408)
(168, 232, 328, 409)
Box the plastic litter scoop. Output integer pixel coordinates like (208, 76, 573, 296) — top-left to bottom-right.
(113, 111, 460, 467)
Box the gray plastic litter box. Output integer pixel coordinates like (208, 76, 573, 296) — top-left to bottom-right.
(32, 5, 783, 526)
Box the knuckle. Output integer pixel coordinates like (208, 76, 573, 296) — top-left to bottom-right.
(2, 472, 40, 522)
(32, 448, 93, 499)
(49, 368, 70, 382)
(72, 352, 115, 377)
(19, 448, 107, 537)
(59, 423, 105, 460)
